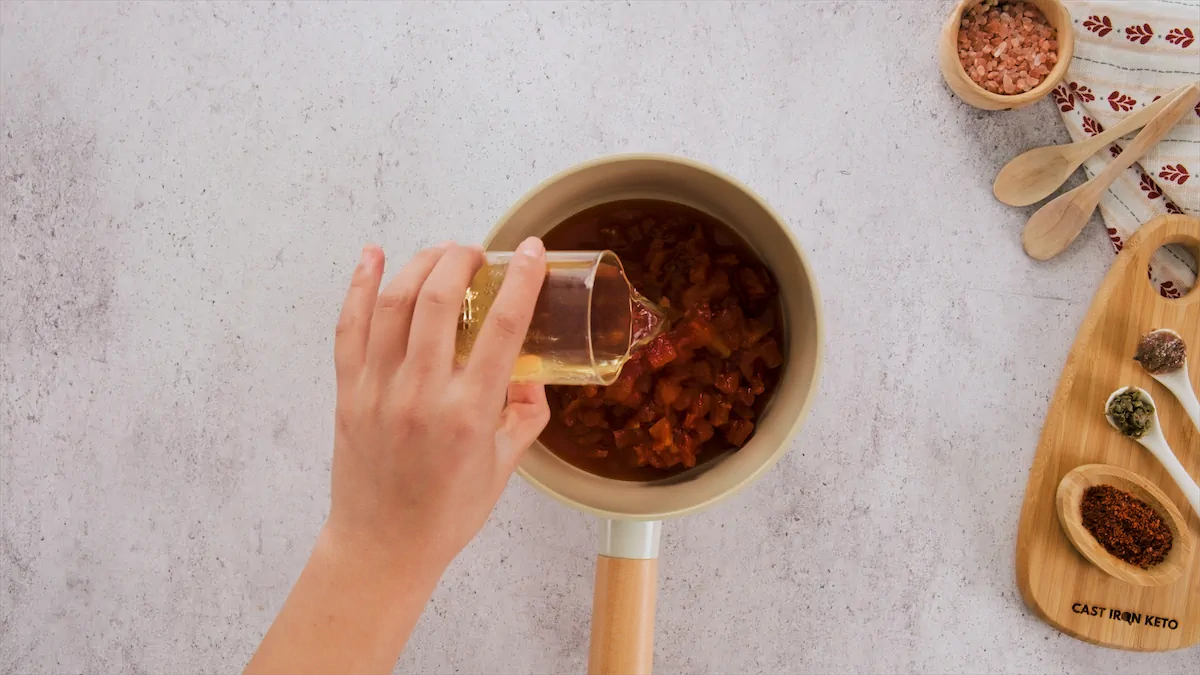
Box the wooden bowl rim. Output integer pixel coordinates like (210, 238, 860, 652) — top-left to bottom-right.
(1055, 463, 1193, 587)
(941, 0, 1075, 109)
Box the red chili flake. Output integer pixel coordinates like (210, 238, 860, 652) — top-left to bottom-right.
(1080, 485, 1173, 569)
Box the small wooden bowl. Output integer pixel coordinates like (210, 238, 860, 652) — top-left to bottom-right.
(1055, 464, 1192, 587)
(939, 0, 1075, 111)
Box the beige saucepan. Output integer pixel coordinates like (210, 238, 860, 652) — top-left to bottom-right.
(483, 154, 823, 674)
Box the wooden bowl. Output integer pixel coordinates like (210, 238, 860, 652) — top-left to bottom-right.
(939, 0, 1075, 111)
(1056, 464, 1193, 587)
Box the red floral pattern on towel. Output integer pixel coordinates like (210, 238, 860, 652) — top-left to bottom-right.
(1057, 1, 1197, 296)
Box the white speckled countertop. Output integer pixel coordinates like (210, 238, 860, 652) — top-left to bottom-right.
(2, 1, 1195, 672)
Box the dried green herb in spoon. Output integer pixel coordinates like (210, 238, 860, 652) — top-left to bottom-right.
(1106, 389, 1156, 439)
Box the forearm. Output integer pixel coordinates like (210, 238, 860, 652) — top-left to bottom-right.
(246, 526, 444, 675)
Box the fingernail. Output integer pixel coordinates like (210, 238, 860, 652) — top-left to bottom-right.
(517, 237, 544, 257)
(359, 245, 381, 271)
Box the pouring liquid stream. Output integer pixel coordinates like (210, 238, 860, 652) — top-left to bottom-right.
(456, 251, 667, 385)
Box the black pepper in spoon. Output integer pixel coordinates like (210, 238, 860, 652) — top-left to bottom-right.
(1134, 329, 1186, 375)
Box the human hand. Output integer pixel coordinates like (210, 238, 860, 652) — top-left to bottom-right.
(324, 238, 550, 570)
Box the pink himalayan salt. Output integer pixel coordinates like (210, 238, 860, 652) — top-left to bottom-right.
(957, 0, 1058, 95)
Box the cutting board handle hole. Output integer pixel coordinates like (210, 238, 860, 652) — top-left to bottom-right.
(1146, 242, 1198, 300)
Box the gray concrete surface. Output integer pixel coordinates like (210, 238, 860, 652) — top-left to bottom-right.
(1, 1, 1195, 673)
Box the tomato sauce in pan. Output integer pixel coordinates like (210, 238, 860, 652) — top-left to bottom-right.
(539, 200, 785, 481)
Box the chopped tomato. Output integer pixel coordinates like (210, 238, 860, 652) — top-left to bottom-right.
(742, 317, 772, 347)
(635, 404, 659, 424)
(614, 427, 649, 449)
(577, 430, 607, 447)
(733, 403, 756, 419)
(581, 394, 605, 408)
(714, 371, 740, 394)
(757, 338, 784, 369)
(541, 201, 785, 474)
(709, 401, 731, 427)
(738, 350, 758, 380)
(691, 392, 714, 416)
(635, 373, 653, 394)
(672, 387, 699, 412)
(739, 267, 767, 300)
(645, 334, 678, 370)
(689, 254, 710, 284)
(654, 378, 682, 407)
(604, 374, 638, 406)
(673, 431, 700, 467)
(725, 420, 754, 446)
(706, 336, 732, 358)
(708, 269, 731, 297)
(562, 399, 583, 426)
(581, 410, 606, 428)
(679, 315, 716, 350)
(622, 355, 647, 381)
(713, 305, 744, 331)
(648, 239, 667, 275)
(598, 224, 628, 248)
(648, 417, 673, 448)
(747, 372, 766, 395)
(683, 392, 713, 428)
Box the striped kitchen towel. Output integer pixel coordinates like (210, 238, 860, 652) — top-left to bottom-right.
(1059, 0, 1198, 295)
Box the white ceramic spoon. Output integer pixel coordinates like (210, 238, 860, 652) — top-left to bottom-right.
(1137, 329, 1200, 431)
(1106, 386, 1200, 515)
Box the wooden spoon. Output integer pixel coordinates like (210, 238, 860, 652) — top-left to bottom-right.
(995, 82, 1194, 207)
(1056, 464, 1192, 587)
(1021, 83, 1200, 261)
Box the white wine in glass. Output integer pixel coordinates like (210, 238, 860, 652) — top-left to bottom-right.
(456, 251, 665, 385)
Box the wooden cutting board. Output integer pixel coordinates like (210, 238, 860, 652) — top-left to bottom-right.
(1016, 214, 1200, 651)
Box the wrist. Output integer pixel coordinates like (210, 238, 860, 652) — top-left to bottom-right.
(314, 522, 448, 595)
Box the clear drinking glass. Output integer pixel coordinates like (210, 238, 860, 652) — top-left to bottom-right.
(456, 251, 665, 385)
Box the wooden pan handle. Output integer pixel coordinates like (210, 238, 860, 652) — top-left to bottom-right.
(588, 520, 662, 675)
(589, 555, 658, 675)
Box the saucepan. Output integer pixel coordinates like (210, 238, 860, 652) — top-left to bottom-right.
(483, 154, 823, 674)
